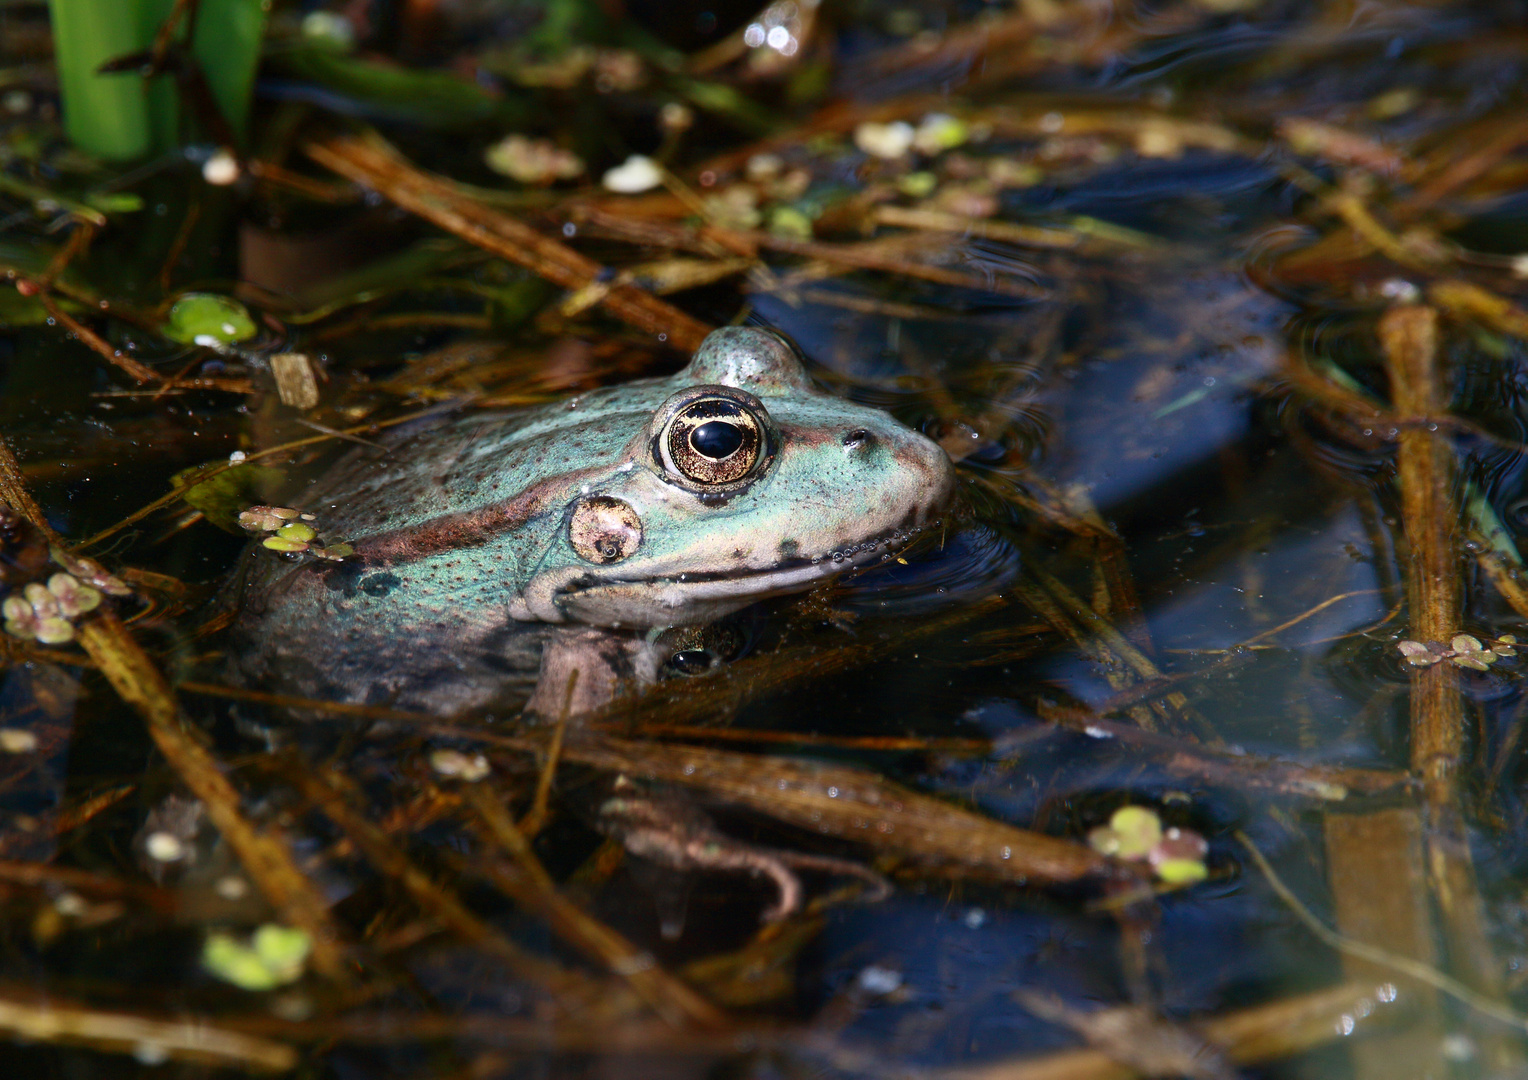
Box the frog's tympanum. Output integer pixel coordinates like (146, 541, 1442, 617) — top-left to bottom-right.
(232, 328, 955, 715)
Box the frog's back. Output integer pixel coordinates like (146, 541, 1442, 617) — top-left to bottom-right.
(305, 380, 667, 538)
(228, 409, 552, 715)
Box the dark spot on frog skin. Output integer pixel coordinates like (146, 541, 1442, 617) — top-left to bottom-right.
(361, 572, 402, 598)
(778, 538, 799, 559)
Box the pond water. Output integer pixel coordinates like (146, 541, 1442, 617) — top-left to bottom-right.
(3, 1, 1528, 1077)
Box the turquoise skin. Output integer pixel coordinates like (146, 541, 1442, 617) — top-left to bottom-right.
(232, 328, 955, 714)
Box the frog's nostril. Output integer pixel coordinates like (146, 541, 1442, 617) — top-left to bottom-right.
(843, 429, 873, 448)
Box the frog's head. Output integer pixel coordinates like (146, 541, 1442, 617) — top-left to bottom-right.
(518, 327, 956, 627)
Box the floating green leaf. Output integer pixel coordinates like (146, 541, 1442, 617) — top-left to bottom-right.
(161, 293, 258, 346)
(202, 924, 311, 991)
(1154, 857, 1210, 885)
(1108, 806, 1162, 859)
(172, 462, 287, 533)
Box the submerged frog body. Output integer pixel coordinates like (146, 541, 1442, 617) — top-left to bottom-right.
(231, 328, 955, 715)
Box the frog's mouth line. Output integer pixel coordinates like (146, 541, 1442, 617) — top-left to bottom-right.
(544, 521, 942, 626)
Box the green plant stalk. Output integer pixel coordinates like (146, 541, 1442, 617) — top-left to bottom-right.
(141, 0, 269, 146)
(193, 0, 268, 142)
(136, 0, 178, 154)
(46, 0, 151, 160)
(50, 0, 269, 159)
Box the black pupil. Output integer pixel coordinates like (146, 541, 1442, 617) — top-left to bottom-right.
(669, 649, 713, 675)
(691, 420, 744, 459)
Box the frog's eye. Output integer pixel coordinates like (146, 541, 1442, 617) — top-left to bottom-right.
(660, 397, 765, 485)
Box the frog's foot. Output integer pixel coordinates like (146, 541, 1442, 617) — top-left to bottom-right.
(626, 828, 804, 922)
(524, 626, 666, 718)
(599, 783, 891, 923)
(774, 850, 892, 907)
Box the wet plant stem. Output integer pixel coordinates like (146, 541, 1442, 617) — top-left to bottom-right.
(1381, 304, 1517, 1065)
(1383, 306, 1463, 790)
(520, 669, 575, 837)
(1322, 808, 1441, 1077)
(0, 991, 296, 1071)
(305, 135, 714, 351)
(1240, 832, 1527, 1033)
(1020, 564, 1204, 735)
(0, 433, 350, 982)
(281, 761, 619, 1009)
(74, 615, 352, 982)
(460, 783, 729, 1031)
(940, 979, 1409, 1080)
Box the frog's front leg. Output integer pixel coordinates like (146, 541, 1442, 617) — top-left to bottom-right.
(524, 626, 668, 717)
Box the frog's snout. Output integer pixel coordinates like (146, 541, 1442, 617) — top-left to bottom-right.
(901, 427, 958, 517)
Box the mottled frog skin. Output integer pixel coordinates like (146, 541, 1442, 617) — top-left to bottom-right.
(231, 328, 954, 715)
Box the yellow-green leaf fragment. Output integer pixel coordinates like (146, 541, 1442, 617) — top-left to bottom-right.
(204, 934, 282, 991)
(252, 924, 312, 979)
(33, 617, 74, 645)
(276, 522, 316, 543)
(768, 206, 814, 239)
(202, 925, 310, 991)
(1086, 825, 1122, 857)
(84, 191, 145, 215)
(23, 582, 58, 619)
(47, 573, 101, 617)
(913, 113, 969, 154)
(854, 120, 914, 159)
(1147, 826, 1210, 886)
(1108, 806, 1162, 860)
(896, 171, 938, 198)
(1154, 857, 1209, 885)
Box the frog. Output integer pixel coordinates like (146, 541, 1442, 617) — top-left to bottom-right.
(229, 327, 956, 717)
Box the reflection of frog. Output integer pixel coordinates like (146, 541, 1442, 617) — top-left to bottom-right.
(597, 778, 891, 927)
(232, 328, 955, 715)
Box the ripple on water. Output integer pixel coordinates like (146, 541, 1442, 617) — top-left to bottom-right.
(837, 521, 1021, 616)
